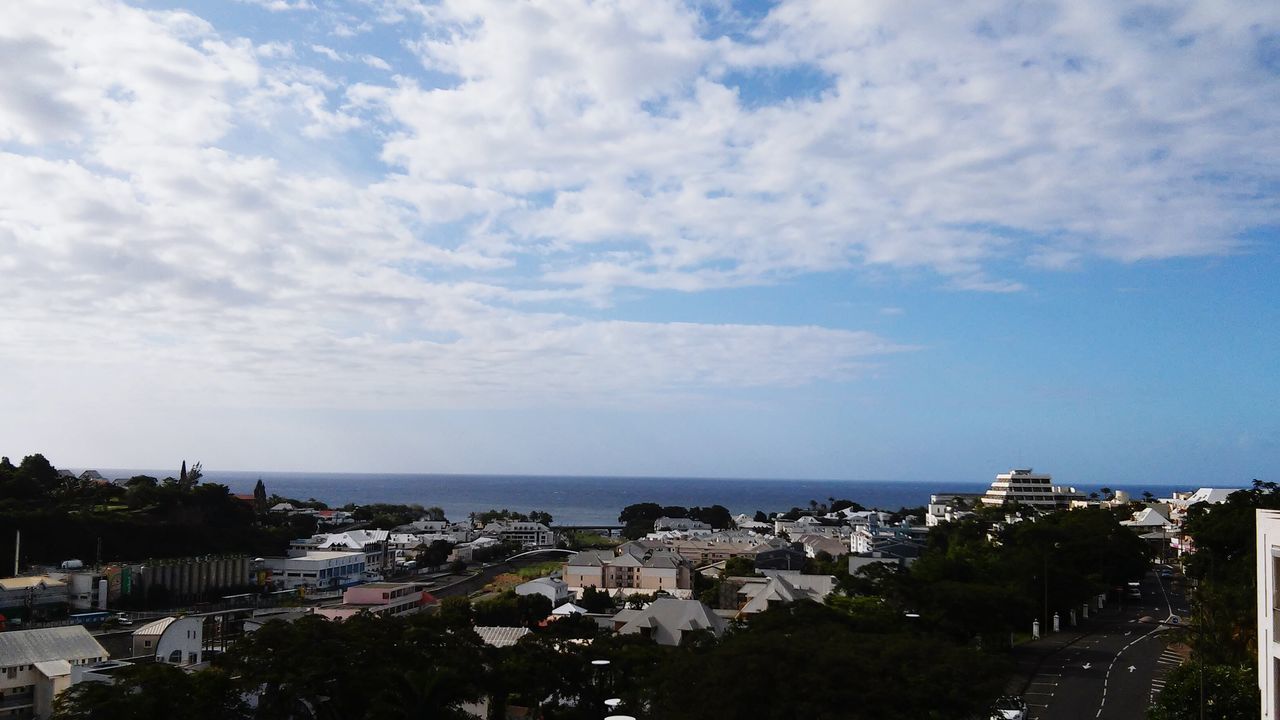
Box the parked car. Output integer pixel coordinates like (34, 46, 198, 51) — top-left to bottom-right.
(991, 696, 1028, 720)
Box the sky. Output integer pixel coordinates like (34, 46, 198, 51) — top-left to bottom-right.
(0, 0, 1277, 485)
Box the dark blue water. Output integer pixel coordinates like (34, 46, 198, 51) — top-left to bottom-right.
(93, 469, 1194, 527)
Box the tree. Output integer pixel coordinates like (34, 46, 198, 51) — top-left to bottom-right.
(753, 510, 768, 523)
(253, 478, 269, 515)
(647, 601, 1007, 719)
(1146, 662, 1258, 720)
(51, 663, 248, 720)
(578, 586, 614, 613)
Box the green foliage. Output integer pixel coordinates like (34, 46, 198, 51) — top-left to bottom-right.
(722, 555, 759, 578)
(617, 502, 733, 531)
(1146, 662, 1258, 720)
(354, 503, 427, 528)
(472, 591, 553, 627)
(1179, 480, 1280, 666)
(51, 663, 248, 720)
(578, 585, 615, 613)
(472, 508, 553, 525)
(647, 601, 1007, 719)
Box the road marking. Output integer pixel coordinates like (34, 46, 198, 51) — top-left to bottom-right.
(1083, 662, 1092, 669)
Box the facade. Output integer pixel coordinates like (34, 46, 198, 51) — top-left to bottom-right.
(1257, 510, 1280, 719)
(131, 617, 203, 666)
(0, 626, 108, 719)
(263, 551, 366, 590)
(563, 547, 692, 597)
(613, 599, 727, 646)
(131, 556, 253, 603)
(290, 531, 390, 573)
(980, 468, 1083, 509)
(312, 582, 435, 621)
(731, 572, 836, 616)
(653, 517, 711, 532)
(514, 576, 570, 606)
(480, 522, 554, 549)
(0, 578, 69, 623)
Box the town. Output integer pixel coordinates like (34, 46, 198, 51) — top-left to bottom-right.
(0, 454, 1267, 719)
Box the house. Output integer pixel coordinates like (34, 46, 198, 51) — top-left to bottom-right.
(754, 544, 808, 571)
(732, 514, 772, 532)
(312, 583, 436, 621)
(613, 598, 727, 646)
(312, 509, 355, 527)
(0, 626, 109, 719)
(262, 551, 366, 590)
(653, 517, 711, 532)
(774, 515, 848, 539)
(515, 576, 570, 606)
(131, 616, 203, 666)
(848, 547, 920, 574)
(850, 523, 928, 555)
(794, 534, 848, 559)
(563, 547, 692, 598)
(627, 533, 772, 566)
(731, 571, 836, 616)
(449, 537, 502, 563)
(480, 522, 554, 549)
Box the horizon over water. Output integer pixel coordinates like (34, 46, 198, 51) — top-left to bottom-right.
(89, 468, 1200, 526)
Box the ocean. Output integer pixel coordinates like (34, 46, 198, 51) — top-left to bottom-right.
(92, 469, 1195, 527)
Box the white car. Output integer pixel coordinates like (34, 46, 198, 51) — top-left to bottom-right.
(991, 696, 1028, 720)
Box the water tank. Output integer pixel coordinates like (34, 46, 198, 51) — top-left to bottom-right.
(60, 559, 84, 570)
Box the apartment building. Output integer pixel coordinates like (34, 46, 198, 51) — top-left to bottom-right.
(0, 626, 108, 719)
(1257, 509, 1280, 719)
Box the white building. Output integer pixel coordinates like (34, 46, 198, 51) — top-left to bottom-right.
(0, 626, 108, 719)
(1257, 509, 1280, 719)
(263, 551, 366, 590)
(980, 468, 1083, 510)
(481, 521, 554, 548)
(514, 576, 570, 606)
(131, 616, 203, 666)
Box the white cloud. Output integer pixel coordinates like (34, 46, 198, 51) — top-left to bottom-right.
(236, 0, 314, 11)
(1, 0, 1277, 417)
(361, 54, 391, 71)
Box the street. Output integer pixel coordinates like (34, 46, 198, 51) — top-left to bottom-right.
(1022, 565, 1188, 720)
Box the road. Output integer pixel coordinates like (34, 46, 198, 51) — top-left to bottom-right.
(1024, 565, 1188, 720)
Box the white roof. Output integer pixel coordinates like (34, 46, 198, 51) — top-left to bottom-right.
(0, 627, 107, 666)
(473, 626, 531, 648)
(1183, 488, 1243, 506)
(133, 617, 178, 637)
(1123, 507, 1172, 527)
(552, 602, 588, 616)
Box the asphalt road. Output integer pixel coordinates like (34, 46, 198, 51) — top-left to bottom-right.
(1025, 565, 1188, 720)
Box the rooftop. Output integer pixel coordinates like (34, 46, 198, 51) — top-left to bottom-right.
(0, 626, 107, 667)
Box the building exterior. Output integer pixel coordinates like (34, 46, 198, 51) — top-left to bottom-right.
(613, 599, 727, 646)
(0, 578, 69, 623)
(131, 617, 203, 666)
(263, 551, 366, 590)
(0, 626, 108, 719)
(563, 547, 692, 597)
(131, 556, 253, 603)
(312, 583, 435, 621)
(480, 522, 554, 549)
(980, 468, 1083, 510)
(730, 572, 836, 616)
(653, 517, 711, 532)
(514, 576, 570, 606)
(1257, 509, 1280, 719)
(290, 531, 390, 573)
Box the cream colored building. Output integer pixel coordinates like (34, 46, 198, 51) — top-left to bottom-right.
(563, 547, 691, 597)
(0, 626, 108, 719)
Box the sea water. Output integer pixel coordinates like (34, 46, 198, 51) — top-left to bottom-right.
(94, 469, 1191, 526)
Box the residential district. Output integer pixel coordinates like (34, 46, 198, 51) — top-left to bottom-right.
(0, 457, 1272, 719)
